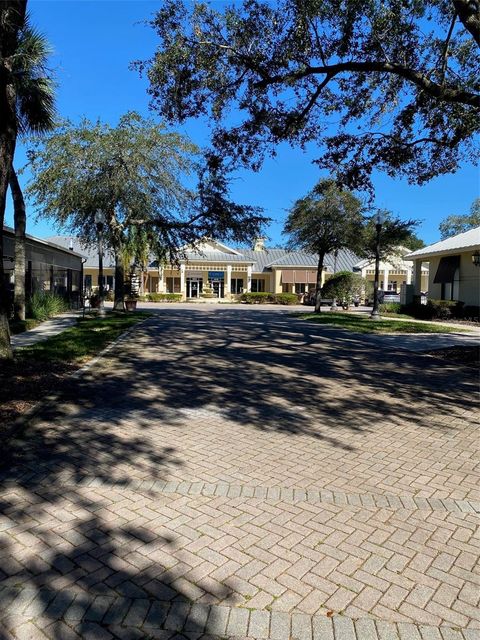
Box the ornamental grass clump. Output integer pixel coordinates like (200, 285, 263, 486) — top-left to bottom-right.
(27, 291, 68, 321)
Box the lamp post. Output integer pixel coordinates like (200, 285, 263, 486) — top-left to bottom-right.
(94, 210, 106, 317)
(331, 248, 338, 311)
(370, 211, 384, 320)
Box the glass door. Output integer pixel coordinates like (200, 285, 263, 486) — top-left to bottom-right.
(212, 280, 225, 298)
(187, 277, 203, 298)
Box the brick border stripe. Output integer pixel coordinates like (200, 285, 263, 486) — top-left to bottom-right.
(5, 475, 478, 514)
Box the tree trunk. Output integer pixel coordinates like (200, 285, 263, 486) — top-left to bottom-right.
(0, 1, 27, 359)
(10, 165, 26, 321)
(113, 244, 125, 311)
(314, 252, 325, 314)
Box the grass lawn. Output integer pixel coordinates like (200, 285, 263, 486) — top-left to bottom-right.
(295, 312, 467, 334)
(1, 311, 151, 430)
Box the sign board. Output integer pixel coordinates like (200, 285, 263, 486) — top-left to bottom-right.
(208, 271, 224, 280)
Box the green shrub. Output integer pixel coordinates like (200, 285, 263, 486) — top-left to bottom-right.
(322, 271, 365, 305)
(240, 292, 273, 304)
(379, 302, 402, 315)
(9, 318, 41, 334)
(146, 293, 182, 302)
(403, 299, 464, 320)
(426, 299, 463, 320)
(274, 293, 298, 305)
(462, 305, 480, 321)
(27, 291, 68, 321)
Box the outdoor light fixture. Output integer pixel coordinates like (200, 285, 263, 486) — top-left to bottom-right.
(95, 209, 106, 317)
(370, 210, 385, 320)
(472, 251, 480, 267)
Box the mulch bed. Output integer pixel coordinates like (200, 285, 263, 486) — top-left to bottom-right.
(0, 358, 76, 431)
(424, 345, 480, 367)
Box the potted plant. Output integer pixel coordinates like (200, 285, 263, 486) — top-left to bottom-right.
(89, 292, 101, 309)
(124, 294, 138, 311)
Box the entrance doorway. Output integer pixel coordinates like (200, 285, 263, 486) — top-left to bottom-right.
(211, 280, 225, 298)
(186, 277, 203, 298)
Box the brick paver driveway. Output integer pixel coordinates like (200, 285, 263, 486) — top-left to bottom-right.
(1, 307, 479, 639)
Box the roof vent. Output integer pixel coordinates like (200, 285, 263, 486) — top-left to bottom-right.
(69, 238, 74, 251)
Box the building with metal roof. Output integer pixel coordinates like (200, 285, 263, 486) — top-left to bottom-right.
(2, 227, 84, 308)
(405, 227, 480, 306)
(46, 236, 360, 301)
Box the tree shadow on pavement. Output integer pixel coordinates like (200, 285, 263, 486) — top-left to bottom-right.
(0, 307, 477, 637)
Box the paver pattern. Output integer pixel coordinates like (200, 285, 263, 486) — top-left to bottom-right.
(1, 307, 479, 639)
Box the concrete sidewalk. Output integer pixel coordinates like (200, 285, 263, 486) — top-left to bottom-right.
(11, 311, 82, 348)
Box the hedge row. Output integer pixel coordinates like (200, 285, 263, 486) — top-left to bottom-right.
(240, 292, 299, 305)
(382, 299, 479, 321)
(145, 293, 182, 302)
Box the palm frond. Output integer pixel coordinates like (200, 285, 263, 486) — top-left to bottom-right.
(12, 12, 57, 135)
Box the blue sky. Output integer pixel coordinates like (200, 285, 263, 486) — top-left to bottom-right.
(6, 0, 479, 246)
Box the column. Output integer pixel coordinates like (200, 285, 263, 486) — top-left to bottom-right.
(406, 264, 412, 285)
(247, 265, 252, 292)
(180, 264, 186, 299)
(226, 264, 232, 297)
(383, 267, 389, 292)
(274, 269, 282, 294)
(413, 259, 422, 299)
(158, 266, 164, 293)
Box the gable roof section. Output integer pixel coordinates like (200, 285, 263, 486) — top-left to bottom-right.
(46, 236, 115, 268)
(186, 239, 242, 255)
(183, 251, 253, 263)
(238, 248, 360, 273)
(5, 228, 85, 259)
(405, 227, 480, 259)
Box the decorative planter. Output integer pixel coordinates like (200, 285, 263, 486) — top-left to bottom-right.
(125, 299, 137, 311)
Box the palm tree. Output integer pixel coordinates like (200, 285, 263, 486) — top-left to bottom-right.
(0, 0, 27, 359)
(10, 15, 56, 320)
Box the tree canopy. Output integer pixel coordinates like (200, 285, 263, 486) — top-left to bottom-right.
(439, 198, 480, 239)
(355, 211, 419, 262)
(135, 0, 480, 192)
(27, 113, 268, 307)
(284, 178, 363, 311)
(27, 113, 267, 253)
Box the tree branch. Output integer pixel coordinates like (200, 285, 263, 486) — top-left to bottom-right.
(440, 12, 457, 81)
(453, 0, 480, 46)
(253, 60, 480, 107)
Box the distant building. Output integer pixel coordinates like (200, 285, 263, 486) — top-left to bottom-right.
(405, 227, 480, 306)
(2, 226, 84, 306)
(354, 248, 429, 295)
(47, 236, 360, 300)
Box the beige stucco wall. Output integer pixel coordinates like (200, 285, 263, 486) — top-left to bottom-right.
(426, 252, 479, 306)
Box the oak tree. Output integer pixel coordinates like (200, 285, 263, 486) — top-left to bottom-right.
(439, 198, 480, 239)
(135, 0, 479, 191)
(27, 114, 267, 309)
(284, 179, 363, 312)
